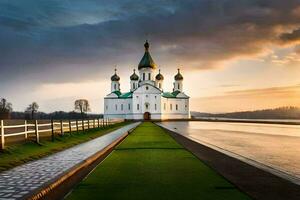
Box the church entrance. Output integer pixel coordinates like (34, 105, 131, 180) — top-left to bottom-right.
(143, 112, 151, 120)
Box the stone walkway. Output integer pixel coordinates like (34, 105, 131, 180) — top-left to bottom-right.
(0, 123, 139, 200)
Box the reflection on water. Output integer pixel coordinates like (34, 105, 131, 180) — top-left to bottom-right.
(160, 121, 300, 180)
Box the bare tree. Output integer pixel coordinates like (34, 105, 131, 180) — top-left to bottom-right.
(0, 98, 13, 113)
(26, 102, 39, 119)
(74, 99, 91, 119)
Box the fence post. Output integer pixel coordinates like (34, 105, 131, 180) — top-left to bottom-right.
(97, 118, 100, 128)
(69, 120, 72, 134)
(82, 119, 85, 131)
(51, 119, 54, 142)
(35, 120, 39, 144)
(76, 119, 79, 133)
(88, 119, 90, 130)
(1, 120, 4, 150)
(93, 119, 95, 128)
(60, 120, 64, 135)
(24, 120, 28, 139)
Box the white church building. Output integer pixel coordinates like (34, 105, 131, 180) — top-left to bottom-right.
(104, 41, 190, 120)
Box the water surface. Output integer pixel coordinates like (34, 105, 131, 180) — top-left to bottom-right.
(159, 121, 300, 181)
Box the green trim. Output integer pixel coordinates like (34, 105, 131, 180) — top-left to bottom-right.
(111, 91, 133, 99)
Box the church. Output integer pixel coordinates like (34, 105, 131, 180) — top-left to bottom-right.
(104, 41, 190, 120)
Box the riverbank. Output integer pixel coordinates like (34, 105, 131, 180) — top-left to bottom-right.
(66, 122, 250, 200)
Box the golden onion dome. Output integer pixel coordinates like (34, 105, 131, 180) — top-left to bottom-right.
(111, 69, 120, 81)
(155, 69, 164, 81)
(130, 69, 139, 81)
(174, 69, 183, 81)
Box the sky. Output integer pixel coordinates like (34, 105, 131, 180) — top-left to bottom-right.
(0, 0, 300, 113)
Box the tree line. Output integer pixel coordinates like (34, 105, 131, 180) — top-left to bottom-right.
(191, 106, 300, 119)
(0, 98, 101, 120)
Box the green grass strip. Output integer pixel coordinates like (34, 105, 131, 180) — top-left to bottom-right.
(0, 122, 130, 172)
(67, 122, 251, 200)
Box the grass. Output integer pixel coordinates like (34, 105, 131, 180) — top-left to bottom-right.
(0, 122, 130, 172)
(66, 122, 251, 200)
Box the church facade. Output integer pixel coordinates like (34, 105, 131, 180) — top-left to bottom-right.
(104, 41, 190, 120)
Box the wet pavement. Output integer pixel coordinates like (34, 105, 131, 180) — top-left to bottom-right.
(0, 123, 139, 200)
(158, 121, 300, 184)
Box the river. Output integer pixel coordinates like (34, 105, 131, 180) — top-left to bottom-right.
(158, 121, 300, 184)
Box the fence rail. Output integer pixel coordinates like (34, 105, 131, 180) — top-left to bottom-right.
(0, 118, 123, 150)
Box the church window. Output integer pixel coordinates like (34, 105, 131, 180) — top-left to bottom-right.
(106, 105, 108, 110)
(185, 104, 187, 110)
(146, 86, 149, 90)
(121, 104, 123, 111)
(155, 96, 156, 99)
(159, 83, 161, 88)
(178, 84, 180, 90)
(114, 84, 116, 90)
(170, 104, 172, 110)
(146, 95, 148, 98)
(143, 73, 145, 80)
(164, 103, 166, 110)
(148, 73, 151, 80)
(115, 104, 117, 110)
(155, 104, 157, 110)
(137, 104, 139, 110)
(145, 103, 149, 110)
(176, 104, 178, 110)
(133, 83, 135, 89)
(136, 96, 139, 98)
(128, 104, 131, 110)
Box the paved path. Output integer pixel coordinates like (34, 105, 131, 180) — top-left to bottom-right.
(0, 123, 139, 200)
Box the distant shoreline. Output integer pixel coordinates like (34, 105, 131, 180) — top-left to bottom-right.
(166, 117, 300, 125)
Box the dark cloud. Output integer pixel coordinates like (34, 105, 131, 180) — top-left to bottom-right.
(280, 28, 300, 43)
(0, 0, 300, 85)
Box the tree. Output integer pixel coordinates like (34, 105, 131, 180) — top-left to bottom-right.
(0, 98, 13, 113)
(26, 102, 39, 119)
(0, 98, 13, 119)
(74, 99, 91, 119)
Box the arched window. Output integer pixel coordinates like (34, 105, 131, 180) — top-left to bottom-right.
(143, 73, 145, 80)
(137, 104, 139, 110)
(133, 83, 135, 89)
(159, 83, 161, 88)
(155, 104, 157, 110)
(145, 103, 149, 110)
(170, 104, 172, 110)
(178, 84, 180, 90)
(115, 104, 117, 110)
(121, 104, 123, 111)
(114, 84, 116, 90)
(128, 104, 131, 110)
(164, 103, 166, 110)
(148, 73, 151, 80)
(176, 104, 178, 110)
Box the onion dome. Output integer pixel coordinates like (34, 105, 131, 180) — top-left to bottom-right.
(111, 68, 120, 81)
(138, 40, 157, 70)
(155, 69, 164, 81)
(174, 69, 183, 81)
(130, 69, 139, 81)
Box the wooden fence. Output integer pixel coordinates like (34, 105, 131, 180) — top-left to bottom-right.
(0, 118, 123, 150)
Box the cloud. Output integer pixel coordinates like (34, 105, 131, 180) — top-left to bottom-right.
(192, 84, 300, 112)
(1, 0, 300, 85)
